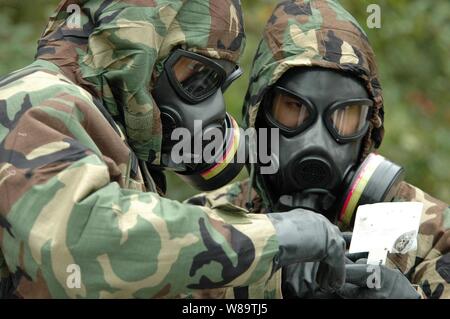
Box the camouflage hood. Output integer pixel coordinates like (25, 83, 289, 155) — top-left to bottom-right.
(36, 0, 245, 163)
(242, 0, 384, 207)
(243, 0, 384, 154)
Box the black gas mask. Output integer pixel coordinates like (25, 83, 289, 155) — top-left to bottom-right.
(257, 68, 404, 228)
(152, 49, 245, 191)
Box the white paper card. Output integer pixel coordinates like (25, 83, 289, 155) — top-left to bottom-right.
(349, 202, 423, 265)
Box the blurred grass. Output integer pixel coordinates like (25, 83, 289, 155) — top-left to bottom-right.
(1, 0, 448, 201)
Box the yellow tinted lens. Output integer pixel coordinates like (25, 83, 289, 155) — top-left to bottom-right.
(330, 104, 369, 136)
(271, 92, 310, 129)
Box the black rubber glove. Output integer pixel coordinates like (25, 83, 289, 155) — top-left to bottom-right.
(281, 253, 363, 299)
(267, 209, 346, 292)
(337, 260, 421, 299)
(282, 262, 330, 299)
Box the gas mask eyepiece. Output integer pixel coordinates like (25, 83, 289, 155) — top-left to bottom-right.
(152, 49, 245, 191)
(265, 86, 373, 142)
(163, 48, 242, 104)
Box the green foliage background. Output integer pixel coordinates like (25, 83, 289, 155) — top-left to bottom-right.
(1, 0, 448, 202)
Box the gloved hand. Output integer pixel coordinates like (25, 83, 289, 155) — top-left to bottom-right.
(267, 209, 346, 292)
(337, 259, 421, 299)
(282, 262, 331, 299)
(281, 252, 360, 299)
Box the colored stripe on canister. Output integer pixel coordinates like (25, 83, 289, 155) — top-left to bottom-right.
(338, 154, 385, 228)
(200, 117, 240, 180)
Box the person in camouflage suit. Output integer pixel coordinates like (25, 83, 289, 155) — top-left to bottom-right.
(0, 0, 350, 299)
(192, 0, 450, 299)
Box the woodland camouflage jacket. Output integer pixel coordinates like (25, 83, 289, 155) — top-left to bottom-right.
(0, 0, 282, 299)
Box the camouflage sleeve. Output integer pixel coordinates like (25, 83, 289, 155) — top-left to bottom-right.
(185, 182, 283, 299)
(387, 182, 450, 299)
(0, 68, 279, 299)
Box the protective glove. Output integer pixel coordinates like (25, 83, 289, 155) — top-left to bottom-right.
(267, 209, 346, 292)
(337, 259, 421, 299)
(282, 262, 329, 299)
(281, 252, 358, 299)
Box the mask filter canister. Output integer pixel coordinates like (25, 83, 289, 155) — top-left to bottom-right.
(338, 153, 405, 229)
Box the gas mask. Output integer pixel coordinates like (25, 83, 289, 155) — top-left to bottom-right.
(152, 49, 245, 191)
(257, 68, 404, 228)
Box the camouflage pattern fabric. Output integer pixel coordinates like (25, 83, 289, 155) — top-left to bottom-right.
(387, 183, 450, 299)
(0, 1, 282, 299)
(191, 0, 449, 299)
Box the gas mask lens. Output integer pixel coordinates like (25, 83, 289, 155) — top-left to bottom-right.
(266, 87, 313, 132)
(166, 49, 242, 104)
(272, 92, 310, 128)
(326, 99, 373, 141)
(173, 56, 222, 100)
(330, 103, 370, 137)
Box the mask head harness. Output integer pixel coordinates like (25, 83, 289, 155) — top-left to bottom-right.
(152, 49, 245, 191)
(256, 67, 404, 227)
